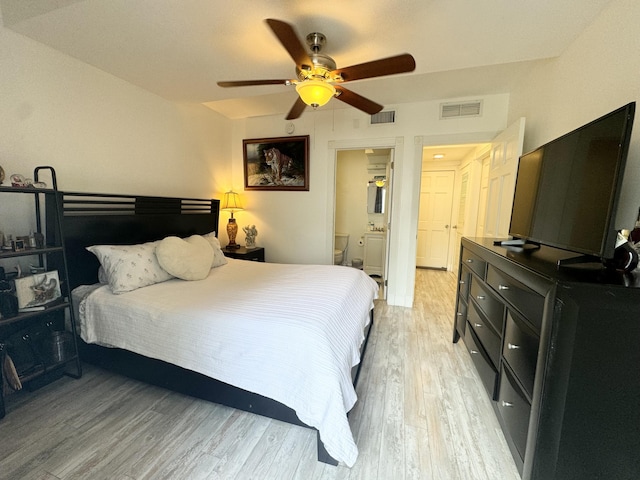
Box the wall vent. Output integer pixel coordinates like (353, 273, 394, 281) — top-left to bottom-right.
(440, 100, 483, 119)
(370, 110, 396, 124)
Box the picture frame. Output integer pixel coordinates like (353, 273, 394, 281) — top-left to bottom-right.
(14, 270, 62, 310)
(16, 235, 29, 250)
(243, 135, 309, 191)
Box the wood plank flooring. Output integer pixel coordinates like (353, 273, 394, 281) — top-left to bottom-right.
(0, 269, 520, 479)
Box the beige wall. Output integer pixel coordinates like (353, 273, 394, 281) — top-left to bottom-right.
(335, 149, 370, 266)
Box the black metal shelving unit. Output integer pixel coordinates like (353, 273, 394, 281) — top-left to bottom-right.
(0, 167, 82, 418)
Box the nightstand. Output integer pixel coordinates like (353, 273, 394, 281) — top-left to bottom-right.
(223, 246, 265, 262)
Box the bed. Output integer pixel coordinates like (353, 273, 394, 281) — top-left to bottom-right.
(54, 192, 377, 467)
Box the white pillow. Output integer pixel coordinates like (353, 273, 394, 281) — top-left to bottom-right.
(202, 231, 228, 268)
(156, 235, 214, 281)
(98, 266, 108, 284)
(87, 242, 173, 294)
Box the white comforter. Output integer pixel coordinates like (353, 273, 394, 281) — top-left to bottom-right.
(76, 258, 378, 466)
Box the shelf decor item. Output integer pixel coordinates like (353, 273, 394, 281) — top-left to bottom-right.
(243, 135, 309, 191)
(14, 270, 62, 311)
(243, 224, 258, 248)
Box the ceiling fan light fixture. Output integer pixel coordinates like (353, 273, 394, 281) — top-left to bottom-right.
(295, 79, 336, 108)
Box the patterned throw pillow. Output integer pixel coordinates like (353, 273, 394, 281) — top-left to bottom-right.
(87, 242, 173, 294)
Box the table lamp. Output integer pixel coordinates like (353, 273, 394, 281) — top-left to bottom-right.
(221, 190, 243, 249)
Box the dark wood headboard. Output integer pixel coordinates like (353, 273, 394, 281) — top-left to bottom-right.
(50, 192, 220, 290)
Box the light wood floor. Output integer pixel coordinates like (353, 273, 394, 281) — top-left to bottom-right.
(0, 269, 520, 480)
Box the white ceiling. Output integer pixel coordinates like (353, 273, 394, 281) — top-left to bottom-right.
(422, 144, 485, 164)
(1, 0, 613, 119)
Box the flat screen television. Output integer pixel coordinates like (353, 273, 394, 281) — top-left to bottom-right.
(508, 102, 636, 263)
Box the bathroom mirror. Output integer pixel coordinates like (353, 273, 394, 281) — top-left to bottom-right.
(367, 181, 386, 214)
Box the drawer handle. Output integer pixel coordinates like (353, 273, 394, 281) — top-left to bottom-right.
(457, 312, 463, 316)
(467, 259, 474, 263)
(476, 295, 485, 300)
(501, 401, 514, 408)
(498, 284, 510, 291)
(507, 343, 520, 350)
(474, 323, 483, 328)
(470, 349, 479, 355)
(459, 280, 465, 284)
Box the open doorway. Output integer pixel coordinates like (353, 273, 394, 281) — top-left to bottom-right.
(335, 148, 393, 299)
(416, 118, 525, 275)
(417, 144, 489, 271)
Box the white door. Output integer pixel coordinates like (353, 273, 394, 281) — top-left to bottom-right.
(453, 168, 469, 276)
(483, 118, 526, 238)
(476, 155, 491, 237)
(417, 170, 455, 268)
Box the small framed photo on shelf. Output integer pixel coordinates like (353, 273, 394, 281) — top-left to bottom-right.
(13, 239, 25, 252)
(16, 235, 30, 250)
(14, 270, 62, 311)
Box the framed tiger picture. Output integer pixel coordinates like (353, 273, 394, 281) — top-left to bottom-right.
(243, 135, 309, 191)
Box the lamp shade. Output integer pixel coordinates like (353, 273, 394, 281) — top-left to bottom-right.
(296, 79, 336, 108)
(221, 191, 243, 212)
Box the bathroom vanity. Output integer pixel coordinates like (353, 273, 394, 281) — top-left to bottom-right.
(363, 232, 386, 277)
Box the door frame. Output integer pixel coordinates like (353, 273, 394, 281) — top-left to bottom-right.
(327, 137, 402, 301)
(410, 133, 501, 291)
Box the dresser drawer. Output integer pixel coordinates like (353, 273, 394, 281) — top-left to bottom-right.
(461, 249, 486, 278)
(464, 327, 498, 399)
(486, 265, 545, 329)
(455, 299, 468, 337)
(470, 279, 505, 335)
(497, 365, 532, 463)
(503, 310, 540, 399)
(458, 265, 471, 300)
(467, 302, 501, 368)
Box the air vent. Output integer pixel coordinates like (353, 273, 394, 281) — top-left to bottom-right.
(370, 110, 396, 124)
(440, 101, 483, 119)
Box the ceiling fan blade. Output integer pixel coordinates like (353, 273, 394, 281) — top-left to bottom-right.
(217, 79, 291, 87)
(265, 19, 313, 69)
(332, 53, 416, 82)
(334, 85, 383, 115)
(285, 97, 307, 120)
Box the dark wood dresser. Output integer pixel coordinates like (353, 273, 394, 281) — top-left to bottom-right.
(454, 237, 640, 480)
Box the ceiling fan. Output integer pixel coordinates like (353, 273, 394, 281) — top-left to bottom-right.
(217, 19, 416, 120)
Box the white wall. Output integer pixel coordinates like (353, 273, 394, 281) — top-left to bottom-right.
(508, 0, 640, 231)
(0, 24, 231, 202)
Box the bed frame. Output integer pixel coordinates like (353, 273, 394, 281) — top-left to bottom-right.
(53, 191, 373, 465)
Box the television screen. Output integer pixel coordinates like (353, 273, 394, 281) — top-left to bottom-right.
(509, 102, 636, 260)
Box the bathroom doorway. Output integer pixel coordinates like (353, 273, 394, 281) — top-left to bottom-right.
(335, 148, 393, 299)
